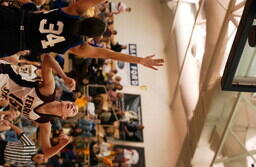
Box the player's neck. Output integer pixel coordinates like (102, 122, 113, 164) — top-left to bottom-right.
(37, 101, 62, 117)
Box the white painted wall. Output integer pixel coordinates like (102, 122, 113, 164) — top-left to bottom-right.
(113, 0, 187, 167)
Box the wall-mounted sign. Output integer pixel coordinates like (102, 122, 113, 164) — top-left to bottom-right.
(117, 44, 139, 86)
(128, 44, 139, 86)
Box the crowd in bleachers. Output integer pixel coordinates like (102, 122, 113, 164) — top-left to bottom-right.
(0, 0, 145, 166)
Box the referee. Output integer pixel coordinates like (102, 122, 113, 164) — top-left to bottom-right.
(0, 120, 72, 167)
(0, 120, 46, 167)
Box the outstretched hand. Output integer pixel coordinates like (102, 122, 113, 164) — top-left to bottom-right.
(140, 55, 164, 70)
(63, 77, 76, 91)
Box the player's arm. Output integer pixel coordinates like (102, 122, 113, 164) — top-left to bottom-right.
(62, 0, 107, 16)
(18, 59, 41, 67)
(38, 122, 52, 154)
(39, 54, 75, 95)
(1, 50, 30, 64)
(1, 55, 19, 64)
(69, 43, 164, 70)
(44, 134, 72, 159)
(38, 54, 56, 96)
(17, 0, 32, 5)
(0, 111, 11, 116)
(0, 120, 23, 135)
(3, 121, 36, 146)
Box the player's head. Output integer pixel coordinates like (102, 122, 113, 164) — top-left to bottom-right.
(78, 17, 106, 38)
(60, 101, 79, 120)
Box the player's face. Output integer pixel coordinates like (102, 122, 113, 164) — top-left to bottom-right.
(60, 101, 79, 119)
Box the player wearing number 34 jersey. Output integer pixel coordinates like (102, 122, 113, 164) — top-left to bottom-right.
(0, 5, 105, 57)
(0, 0, 164, 70)
(27, 9, 85, 54)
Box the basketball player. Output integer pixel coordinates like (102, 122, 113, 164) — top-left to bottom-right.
(0, 54, 78, 155)
(0, 0, 164, 70)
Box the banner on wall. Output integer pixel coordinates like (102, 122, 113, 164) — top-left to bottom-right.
(113, 145, 145, 167)
(117, 44, 139, 86)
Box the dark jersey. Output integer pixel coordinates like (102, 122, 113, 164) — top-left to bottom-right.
(25, 9, 84, 54)
(0, 6, 22, 58)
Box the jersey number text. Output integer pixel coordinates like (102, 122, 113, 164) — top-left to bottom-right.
(39, 19, 65, 49)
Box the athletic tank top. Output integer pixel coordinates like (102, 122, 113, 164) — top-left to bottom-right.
(0, 62, 56, 123)
(25, 9, 84, 54)
(11, 64, 41, 82)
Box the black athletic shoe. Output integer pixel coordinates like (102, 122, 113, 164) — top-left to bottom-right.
(248, 25, 256, 47)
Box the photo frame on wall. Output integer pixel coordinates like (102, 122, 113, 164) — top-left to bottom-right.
(118, 93, 144, 142)
(85, 84, 144, 142)
(113, 145, 146, 167)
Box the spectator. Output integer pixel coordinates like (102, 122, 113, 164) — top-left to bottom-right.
(108, 1, 131, 16)
(111, 42, 127, 52)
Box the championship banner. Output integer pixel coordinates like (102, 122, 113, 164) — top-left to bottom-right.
(117, 44, 139, 86)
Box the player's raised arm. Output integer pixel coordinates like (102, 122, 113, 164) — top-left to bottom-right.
(69, 43, 164, 70)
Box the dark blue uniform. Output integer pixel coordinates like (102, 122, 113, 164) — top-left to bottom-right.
(0, 6, 22, 58)
(0, 6, 84, 58)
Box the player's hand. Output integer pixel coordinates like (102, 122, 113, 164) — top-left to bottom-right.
(63, 77, 76, 91)
(0, 120, 11, 127)
(140, 55, 164, 70)
(17, 50, 30, 56)
(59, 133, 72, 144)
(4, 110, 17, 121)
